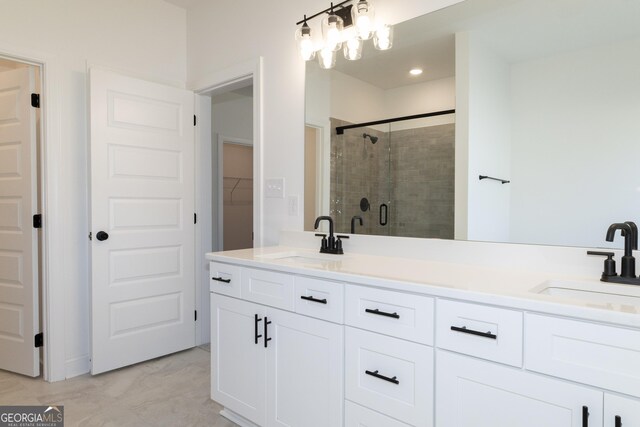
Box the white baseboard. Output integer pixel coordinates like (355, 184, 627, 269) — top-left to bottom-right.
(220, 409, 260, 427)
(65, 355, 90, 379)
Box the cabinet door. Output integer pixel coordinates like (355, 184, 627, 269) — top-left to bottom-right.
(211, 294, 266, 426)
(265, 307, 344, 427)
(436, 351, 603, 427)
(605, 394, 640, 427)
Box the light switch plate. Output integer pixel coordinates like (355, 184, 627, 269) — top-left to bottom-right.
(288, 195, 299, 216)
(265, 178, 285, 198)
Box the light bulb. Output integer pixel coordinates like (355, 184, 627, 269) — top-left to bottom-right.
(295, 18, 316, 61)
(344, 37, 363, 61)
(322, 6, 344, 52)
(352, 0, 374, 40)
(318, 47, 336, 69)
(373, 24, 393, 50)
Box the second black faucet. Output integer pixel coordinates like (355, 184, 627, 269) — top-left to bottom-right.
(314, 215, 349, 254)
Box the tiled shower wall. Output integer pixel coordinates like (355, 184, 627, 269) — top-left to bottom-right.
(330, 118, 455, 239)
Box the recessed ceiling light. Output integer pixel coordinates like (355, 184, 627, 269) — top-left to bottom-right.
(409, 68, 423, 76)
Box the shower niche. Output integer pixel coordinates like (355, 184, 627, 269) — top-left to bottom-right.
(330, 112, 455, 238)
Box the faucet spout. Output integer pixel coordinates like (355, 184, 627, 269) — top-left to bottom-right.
(314, 216, 334, 238)
(606, 222, 636, 278)
(351, 216, 363, 234)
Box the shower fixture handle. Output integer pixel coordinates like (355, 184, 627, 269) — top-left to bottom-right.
(379, 204, 388, 226)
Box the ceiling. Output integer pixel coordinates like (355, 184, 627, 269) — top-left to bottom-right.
(330, 0, 640, 90)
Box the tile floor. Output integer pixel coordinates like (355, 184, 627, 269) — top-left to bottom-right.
(0, 346, 238, 426)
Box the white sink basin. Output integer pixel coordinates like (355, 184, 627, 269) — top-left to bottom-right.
(531, 279, 640, 313)
(256, 251, 346, 265)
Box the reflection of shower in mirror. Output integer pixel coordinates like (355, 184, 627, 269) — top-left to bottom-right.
(362, 133, 378, 144)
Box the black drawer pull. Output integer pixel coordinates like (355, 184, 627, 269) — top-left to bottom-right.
(365, 370, 399, 385)
(300, 295, 327, 304)
(365, 308, 400, 319)
(212, 276, 231, 283)
(615, 415, 621, 427)
(254, 314, 262, 345)
(582, 406, 589, 427)
(264, 317, 272, 348)
(450, 325, 497, 340)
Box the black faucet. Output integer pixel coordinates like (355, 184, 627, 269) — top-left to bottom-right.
(314, 215, 348, 254)
(606, 222, 636, 278)
(589, 221, 639, 285)
(351, 216, 363, 234)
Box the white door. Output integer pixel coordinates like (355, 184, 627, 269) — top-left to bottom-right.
(265, 307, 343, 427)
(211, 294, 266, 426)
(436, 351, 603, 427)
(605, 394, 640, 427)
(0, 67, 39, 377)
(89, 68, 195, 374)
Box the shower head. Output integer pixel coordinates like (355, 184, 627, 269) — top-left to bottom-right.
(362, 133, 378, 144)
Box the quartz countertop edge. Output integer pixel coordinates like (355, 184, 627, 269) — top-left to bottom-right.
(206, 246, 640, 329)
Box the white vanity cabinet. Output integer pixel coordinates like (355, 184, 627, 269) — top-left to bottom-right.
(436, 351, 603, 427)
(209, 254, 640, 427)
(210, 265, 344, 427)
(605, 394, 640, 427)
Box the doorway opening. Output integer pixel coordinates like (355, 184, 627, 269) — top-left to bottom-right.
(211, 85, 254, 251)
(0, 56, 44, 378)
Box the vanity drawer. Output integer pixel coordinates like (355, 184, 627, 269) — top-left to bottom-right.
(209, 261, 242, 297)
(345, 400, 412, 427)
(241, 267, 295, 311)
(345, 284, 434, 345)
(345, 327, 434, 427)
(436, 299, 523, 367)
(525, 314, 640, 397)
(294, 276, 344, 324)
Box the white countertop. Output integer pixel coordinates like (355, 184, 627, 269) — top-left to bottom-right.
(206, 245, 640, 328)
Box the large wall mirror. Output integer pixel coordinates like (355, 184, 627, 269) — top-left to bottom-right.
(304, 0, 640, 248)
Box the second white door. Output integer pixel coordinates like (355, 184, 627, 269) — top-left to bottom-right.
(89, 68, 195, 374)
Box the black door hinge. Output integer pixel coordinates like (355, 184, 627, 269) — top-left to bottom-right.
(194, 310, 197, 321)
(194, 213, 197, 224)
(193, 115, 196, 126)
(33, 214, 42, 229)
(31, 93, 40, 108)
(34, 333, 43, 348)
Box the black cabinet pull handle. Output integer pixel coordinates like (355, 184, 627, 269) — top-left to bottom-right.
(264, 316, 272, 348)
(365, 370, 399, 385)
(582, 406, 589, 427)
(254, 314, 262, 344)
(365, 308, 400, 319)
(615, 415, 622, 427)
(450, 325, 497, 340)
(300, 295, 327, 304)
(212, 276, 231, 283)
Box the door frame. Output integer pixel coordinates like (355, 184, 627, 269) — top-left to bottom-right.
(217, 136, 253, 251)
(0, 47, 62, 381)
(191, 57, 263, 345)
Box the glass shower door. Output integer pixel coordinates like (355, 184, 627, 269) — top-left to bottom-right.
(330, 119, 391, 236)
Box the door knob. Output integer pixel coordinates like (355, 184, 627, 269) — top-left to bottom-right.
(96, 231, 109, 241)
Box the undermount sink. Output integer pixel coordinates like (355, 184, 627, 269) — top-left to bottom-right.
(257, 251, 345, 265)
(531, 279, 640, 313)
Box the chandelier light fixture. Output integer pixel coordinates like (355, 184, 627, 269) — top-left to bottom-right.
(295, 0, 393, 69)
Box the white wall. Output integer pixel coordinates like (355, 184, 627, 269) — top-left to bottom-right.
(464, 32, 512, 242)
(0, 0, 187, 380)
(509, 37, 640, 248)
(187, 0, 464, 246)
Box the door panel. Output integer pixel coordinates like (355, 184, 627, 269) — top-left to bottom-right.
(0, 67, 39, 377)
(89, 68, 195, 374)
(266, 307, 343, 427)
(211, 294, 266, 426)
